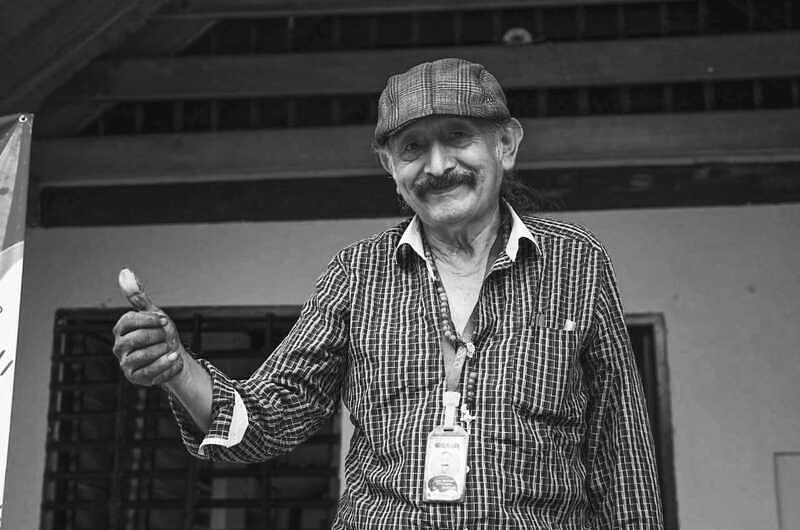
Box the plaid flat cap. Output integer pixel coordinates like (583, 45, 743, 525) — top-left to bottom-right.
(374, 58, 510, 146)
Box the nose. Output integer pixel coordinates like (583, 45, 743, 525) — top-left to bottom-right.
(423, 141, 455, 177)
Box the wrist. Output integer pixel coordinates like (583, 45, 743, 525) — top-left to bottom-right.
(164, 348, 193, 393)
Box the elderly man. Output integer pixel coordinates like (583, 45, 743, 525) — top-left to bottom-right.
(113, 58, 663, 528)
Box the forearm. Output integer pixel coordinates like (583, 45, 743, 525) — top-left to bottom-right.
(584, 249, 663, 526)
(164, 349, 213, 433)
(168, 352, 343, 463)
(584, 369, 663, 527)
(165, 254, 350, 461)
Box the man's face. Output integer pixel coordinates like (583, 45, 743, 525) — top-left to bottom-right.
(381, 115, 521, 228)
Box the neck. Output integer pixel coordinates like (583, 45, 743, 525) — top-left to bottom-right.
(422, 203, 501, 265)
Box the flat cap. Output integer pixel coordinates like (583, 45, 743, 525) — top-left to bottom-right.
(373, 58, 510, 146)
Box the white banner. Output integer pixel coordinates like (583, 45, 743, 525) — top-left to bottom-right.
(0, 113, 32, 527)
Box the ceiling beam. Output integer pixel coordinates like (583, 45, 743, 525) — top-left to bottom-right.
(0, 0, 171, 115)
(35, 19, 216, 138)
(32, 110, 800, 186)
(157, 0, 683, 19)
(55, 33, 800, 102)
(38, 163, 800, 226)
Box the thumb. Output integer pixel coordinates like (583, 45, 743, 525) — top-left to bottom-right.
(118, 268, 163, 314)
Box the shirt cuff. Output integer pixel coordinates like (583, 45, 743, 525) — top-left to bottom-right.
(168, 358, 249, 459)
(198, 388, 248, 455)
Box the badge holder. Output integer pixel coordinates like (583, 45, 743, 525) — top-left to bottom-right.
(423, 391, 468, 503)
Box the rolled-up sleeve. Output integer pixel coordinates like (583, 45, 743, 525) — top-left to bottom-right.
(583, 248, 664, 528)
(169, 253, 351, 463)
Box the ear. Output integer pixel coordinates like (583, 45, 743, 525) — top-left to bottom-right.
(498, 118, 524, 172)
(377, 148, 395, 176)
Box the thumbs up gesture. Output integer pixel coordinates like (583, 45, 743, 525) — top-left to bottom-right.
(112, 269, 185, 386)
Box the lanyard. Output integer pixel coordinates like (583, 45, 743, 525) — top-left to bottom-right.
(434, 222, 506, 393)
(421, 212, 510, 428)
(441, 306, 477, 392)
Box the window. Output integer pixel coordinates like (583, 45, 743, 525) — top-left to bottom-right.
(42, 307, 339, 530)
(627, 314, 677, 530)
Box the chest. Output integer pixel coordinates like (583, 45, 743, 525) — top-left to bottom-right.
(344, 256, 593, 445)
(438, 269, 484, 334)
(344, 242, 600, 424)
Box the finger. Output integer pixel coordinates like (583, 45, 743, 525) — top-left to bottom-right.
(118, 268, 162, 313)
(131, 350, 181, 383)
(114, 311, 167, 336)
(161, 317, 183, 352)
(121, 342, 171, 372)
(119, 327, 168, 354)
(150, 356, 184, 386)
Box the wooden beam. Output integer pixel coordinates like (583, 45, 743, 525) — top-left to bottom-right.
(158, 0, 683, 19)
(35, 19, 216, 138)
(0, 0, 171, 115)
(37, 163, 800, 226)
(64, 33, 800, 101)
(32, 110, 800, 187)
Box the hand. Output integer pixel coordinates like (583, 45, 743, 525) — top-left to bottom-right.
(112, 269, 185, 386)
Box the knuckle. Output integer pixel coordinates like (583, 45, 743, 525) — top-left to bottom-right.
(112, 339, 126, 359)
(115, 312, 136, 336)
(123, 350, 139, 368)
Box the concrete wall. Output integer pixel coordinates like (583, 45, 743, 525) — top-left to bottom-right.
(5, 204, 800, 529)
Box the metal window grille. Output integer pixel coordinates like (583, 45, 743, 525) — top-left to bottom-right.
(42, 307, 340, 530)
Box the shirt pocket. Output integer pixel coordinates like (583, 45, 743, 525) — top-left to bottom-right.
(506, 325, 580, 418)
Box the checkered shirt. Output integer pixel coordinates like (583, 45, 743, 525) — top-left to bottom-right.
(170, 207, 664, 529)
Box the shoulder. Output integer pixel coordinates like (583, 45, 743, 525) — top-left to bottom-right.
(331, 218, 412, 267)
(519, 214, 606, 254)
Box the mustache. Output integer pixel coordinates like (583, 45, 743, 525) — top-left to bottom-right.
(411, 167, 478, 195)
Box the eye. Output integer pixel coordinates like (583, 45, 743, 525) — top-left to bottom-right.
(398, 141, 423, 160)
(447, 129, 473, 145)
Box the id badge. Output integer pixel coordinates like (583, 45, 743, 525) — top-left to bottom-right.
(422, 424, 468, 503)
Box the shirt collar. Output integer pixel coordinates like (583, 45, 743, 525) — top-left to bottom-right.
(395, 202, 539, 273)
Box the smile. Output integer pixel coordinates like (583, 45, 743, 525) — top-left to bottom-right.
(424, 182, 467, 197)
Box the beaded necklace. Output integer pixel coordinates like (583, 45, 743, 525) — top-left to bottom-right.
(420, 213, 511, 418)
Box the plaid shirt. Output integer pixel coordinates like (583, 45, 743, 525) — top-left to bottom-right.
(170, 205, 663, 529)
